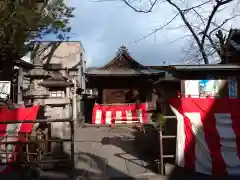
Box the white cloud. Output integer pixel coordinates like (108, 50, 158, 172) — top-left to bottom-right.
(67, 0, 240, 66)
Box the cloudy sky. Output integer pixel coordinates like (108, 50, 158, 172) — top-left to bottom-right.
(64, 0, 239, 67)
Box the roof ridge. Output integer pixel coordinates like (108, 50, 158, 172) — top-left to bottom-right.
(100, 47, 148, 70)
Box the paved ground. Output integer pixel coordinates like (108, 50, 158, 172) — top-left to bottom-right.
(39, 125, 240, 180)
(3, 125, 240, 180)
(73, 126, 158, 180)
(40, 125, 160, 180)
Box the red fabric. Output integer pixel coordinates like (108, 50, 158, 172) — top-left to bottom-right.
(0, 105, 39, 173)
(120, 106, 127, 123)
(231, 109, 240, 160)
(169, 97, 239, 175)
(92, 103, 148, 124)
(170, 98, 195, 169)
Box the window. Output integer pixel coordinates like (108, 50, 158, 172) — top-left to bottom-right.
(86, 89, 98, 95)
(69, 71, 77, 76)
(92, 89, 98, 95)
(86, 89, 92, 95)
(228, 77, 238, 98)
(50, 91, 65, 98)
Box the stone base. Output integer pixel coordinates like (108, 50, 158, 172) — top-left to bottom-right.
(164, 163, 175, 175)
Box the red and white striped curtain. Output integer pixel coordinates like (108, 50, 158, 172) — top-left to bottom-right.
(92, 103, 148, 124)
(169, 97, 240, 175)
(0, 105, 39, 173)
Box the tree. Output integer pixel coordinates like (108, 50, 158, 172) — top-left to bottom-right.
(113, 0, 239, 64)
(0, 0, 75, 81)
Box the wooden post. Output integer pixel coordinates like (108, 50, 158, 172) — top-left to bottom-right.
(17, 67, 23, 103)
(70, 120, 75, 179)
(72, 78, 77, 123)
(159, 129, 164, 175)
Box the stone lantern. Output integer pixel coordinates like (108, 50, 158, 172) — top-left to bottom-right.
(25, 56, 49, 105)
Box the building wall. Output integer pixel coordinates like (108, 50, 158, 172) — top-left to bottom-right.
(39, 41, 86, 91)
(102, 89, 131, 104)
(12, 66, 31, 104)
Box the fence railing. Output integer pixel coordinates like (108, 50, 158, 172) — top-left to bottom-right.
(140, 115, 177, 175)
(158, 130, 176, 175)
(0, 118, 75, 179)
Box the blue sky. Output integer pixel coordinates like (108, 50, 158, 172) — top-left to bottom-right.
(45, 0, 240, 67)
(67, 0, 189, 67)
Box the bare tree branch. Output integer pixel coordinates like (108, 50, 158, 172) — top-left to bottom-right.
(102, 0, 238, 64)
(209, 14, 240, 36)
(205, 34, 221, 57)
(166, 0, 210, 62)
(200, 0, 234, 51)
(183, 0, 212, 12)
(133, 12, 179, 43)
(122, 0, 159, 13)
(165, 34, 192, 45)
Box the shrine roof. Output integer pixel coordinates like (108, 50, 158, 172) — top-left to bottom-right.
(85, 68, 163, 76)
(85, 46, 164, 76)
(14, 59, 34, 69)
(40, 71, 73, 87)
(40, 80, 73, 87)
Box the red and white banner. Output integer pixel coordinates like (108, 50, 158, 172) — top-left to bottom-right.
(92, 103, 147, 124)
(0, 105, 39, 173)
(169, 97, 240, 175)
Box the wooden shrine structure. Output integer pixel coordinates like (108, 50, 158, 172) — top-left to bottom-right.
(85, 46, 168, 104)
(84, 46, 180, 123)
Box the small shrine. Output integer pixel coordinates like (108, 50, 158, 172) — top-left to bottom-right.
(85, 46, 164, 104)
(84, 46, 172, 124)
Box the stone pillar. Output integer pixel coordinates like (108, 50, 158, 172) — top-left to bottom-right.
(65, 87, 71, 118)
(25, 56, 49, 108)
(72, 78, 77, 122)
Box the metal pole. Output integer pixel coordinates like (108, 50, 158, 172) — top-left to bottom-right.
(159, 129, 164, 175)
(70, 120, 75, 179)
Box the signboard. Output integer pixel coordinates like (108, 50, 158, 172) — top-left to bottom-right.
(184, 80, 199, 97)
(185, 80, 222, 97)
(199, 80, 221, 97)
(228, 77, 238, 98)
(0, 81, 11, 100)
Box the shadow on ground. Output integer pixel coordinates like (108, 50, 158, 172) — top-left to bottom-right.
(101, 133, 160, 174)
(39, 134, 149, 180)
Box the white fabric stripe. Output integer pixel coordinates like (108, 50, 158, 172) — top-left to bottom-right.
(115, 111, 122, 124)
(185, 113, 212, 174)
(95, 110, 102, 124)
(126, 110, 132, 123)
(6, 123, 22, 161)
(106, 111, 112, 124)
(139, 110, 143, 123)
(170, 105, 185, 167)
(136, 109, 143, 123)
(214, 113, 240, 174)
(0, 123, 22, 172)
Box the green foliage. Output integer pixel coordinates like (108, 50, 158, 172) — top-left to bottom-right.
(0, 0, 75, 58)
(33, 0, 75, 40)
(152, 112, 166, 129)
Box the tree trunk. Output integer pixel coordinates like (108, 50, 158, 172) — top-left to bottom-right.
(0, 55, 15, 82)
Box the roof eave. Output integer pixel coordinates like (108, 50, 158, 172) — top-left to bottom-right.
(85, 73, 162, 77)
(170, 64, 240, 71)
